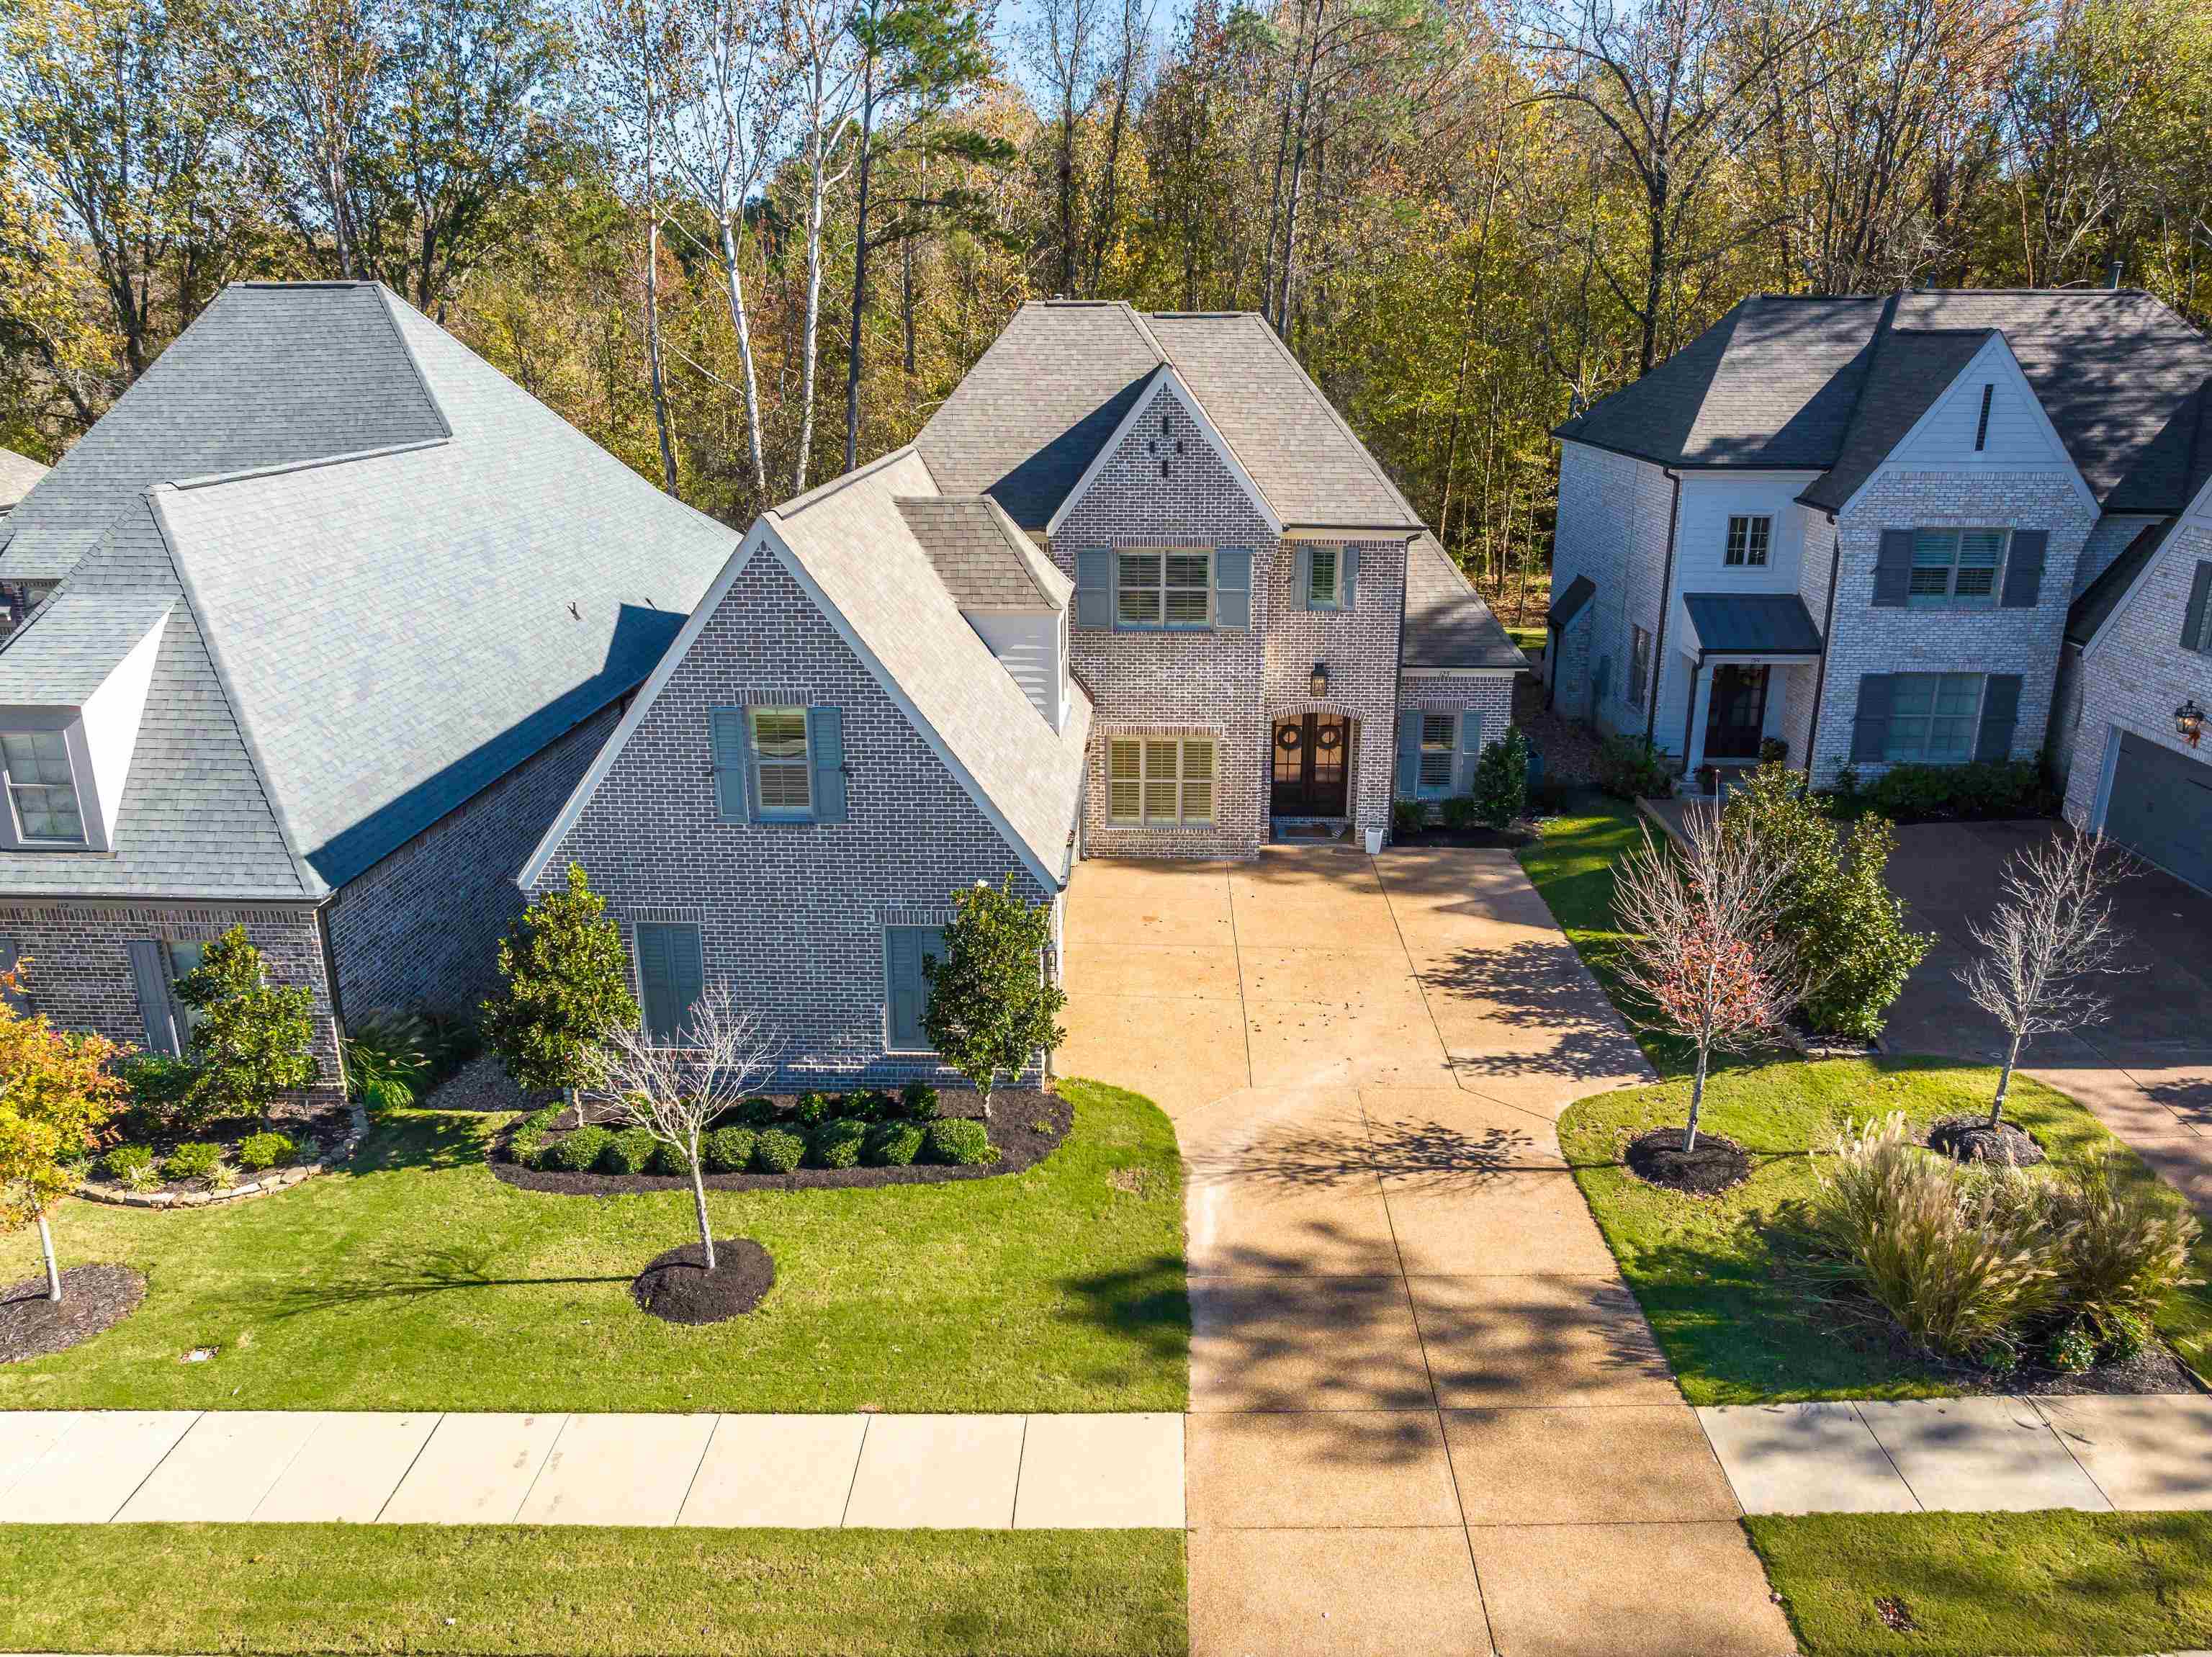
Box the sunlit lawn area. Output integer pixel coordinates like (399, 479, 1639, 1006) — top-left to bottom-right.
(0, 1078, 1187, 1413)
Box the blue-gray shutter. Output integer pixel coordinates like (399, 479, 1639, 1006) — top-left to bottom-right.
(1076, 549, 1112, 628)
(1850, 675, 1894, 763)
(886, 925, 945, 1051)
(1872, 530, 1913, 607)
(669, 924, 703, 1038)
(2000, 530, 2046, 608)
(1395, 708, 1423, 795)
(1341, 545, 1358, 610)
(709, 706, 750, 822)
(127, 938, 181, 1055)
(808, 706, 847, 823)
(635, 924, 673, 1041)
(1455, 711, 1482, 791)
(1215, 548, 1251, 630)
(2182, 561, 2212, 652)
(1293, 545, 1313, 611)
(1975, 675, 2022, 763)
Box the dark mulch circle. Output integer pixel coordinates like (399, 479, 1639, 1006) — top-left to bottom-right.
(1927, 1113, 2047, 1167)
(1, 1264, 147, 1362)
(1624, 1126, 1752, 1195)
(493, 1090, 1069, 1197)
(631, 1239, 775, 1324)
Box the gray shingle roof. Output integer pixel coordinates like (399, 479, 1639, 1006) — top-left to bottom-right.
(1558, 290, 2212, 514)
(0, 589, 173, 702)
(0, 284, 448, 582)
(0, 448, 49, 512)
(1799, 328, 1996, 513)
(0, 282, 734, 899)
(1402, 533, 1526, 670)
(895, 496, 1071, 610)
(1682, 591, 1825, 656)
(1549, 573, 1595, 629)
(914, 301, 1421, 532)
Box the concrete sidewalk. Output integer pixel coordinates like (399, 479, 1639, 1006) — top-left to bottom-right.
(0, 1409, 1184, 1530)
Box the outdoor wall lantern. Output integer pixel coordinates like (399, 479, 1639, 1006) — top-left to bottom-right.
(2177, 698, 2206, 747)
(1310, 660, 1329, 699)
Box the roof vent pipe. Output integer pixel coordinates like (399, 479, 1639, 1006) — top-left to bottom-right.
(2107, 257, 2124, 289)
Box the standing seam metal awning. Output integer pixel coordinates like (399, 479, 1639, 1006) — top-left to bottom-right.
(1680, 592, 1824, 658)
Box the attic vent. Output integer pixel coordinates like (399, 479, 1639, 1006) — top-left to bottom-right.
(1974, 385, 1992, 452)
(1160, 413, 1172, 436)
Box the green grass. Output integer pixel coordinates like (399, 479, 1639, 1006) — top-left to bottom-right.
(1746, 1510, 2212, 1657)
(0, 1524, 1186, 1656)
(1507, 624, 1546, 656)
(0, 1078, 1187, 1413)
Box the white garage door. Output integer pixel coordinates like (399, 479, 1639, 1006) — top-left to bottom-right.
(2104, 732, 2212, 892)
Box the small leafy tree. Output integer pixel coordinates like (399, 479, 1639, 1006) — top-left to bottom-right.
(920, 877, 1067, 1121)
(599, 987, 778, 1272)
(1956, 827, 2135, 1130)
(482, 865, 640, 1097)
(173, 926, 320, 1123)
(1470, 725, 1530, 829)
(1611, 810, 1809, 1152)
(0, 966, 129, 1301)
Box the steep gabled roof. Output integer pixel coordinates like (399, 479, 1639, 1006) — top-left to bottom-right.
(0, 448, 49, 512)
(2068, 516, 2176, 647)
(896, 495, 1071, 610)
(1798, 328, 1996, 513)
(1403, 533, 1526, 670)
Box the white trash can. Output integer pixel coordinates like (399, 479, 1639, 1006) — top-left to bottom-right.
(1363, 826, 1385, 856)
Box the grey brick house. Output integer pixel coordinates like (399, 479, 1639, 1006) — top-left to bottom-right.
(523, 300, 1521, 1083)
(1547, 287, 2212, 890)
(0, 282, 733, 1090)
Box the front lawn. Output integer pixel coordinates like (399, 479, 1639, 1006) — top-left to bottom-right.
(1747, 1510, 2212, 1657)
(0, 1078, 1187, 1413)
(0, 1523, 1187, 1656)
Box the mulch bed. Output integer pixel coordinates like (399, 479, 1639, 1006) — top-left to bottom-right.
(1927, 1113, 2048, 1167)
(1394, 824, 1537, 849)
(1, 1265, 146, 1363)
(420, 1052, 557, 1114)
(1624, 1126, 1753, 1194)
(1818, 1290, 2204, 1397)
(491, 1089, 1070, 1196)
(99, 1107, 355, 1198)
(631, 1239, 775, 1325)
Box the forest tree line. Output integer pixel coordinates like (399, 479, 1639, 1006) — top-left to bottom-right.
(4, 0, 2210, 616)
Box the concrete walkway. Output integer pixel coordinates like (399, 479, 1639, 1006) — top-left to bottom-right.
(1061, 845, 1797, 1657)
(0, 1409, 1184, 1530)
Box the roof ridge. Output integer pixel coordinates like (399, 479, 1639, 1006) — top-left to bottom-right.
(168, 436, 451, 493)
(769, 444, 926, 520)
(1120, 303, 1172, 365)
(372, 287, 457, 441)
(1228, 315, 1422, 527)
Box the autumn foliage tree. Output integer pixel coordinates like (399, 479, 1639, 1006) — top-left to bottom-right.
(0, 964, 129, 1302)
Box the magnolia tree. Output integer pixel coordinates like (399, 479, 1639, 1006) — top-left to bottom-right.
(1611, 808, 1809, 1152)
(1956, 826, 2134, 1129)
(174, 926, 320, 1122)
(599, 987, 778, 1272)
(483, 865, 641, 1103)
(922, 877, 1067, 1121)
(0, 966, 128, 1301)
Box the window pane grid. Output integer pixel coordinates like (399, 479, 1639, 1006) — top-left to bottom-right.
(1109, 737, 1215, 825)
(1417, 714, 1455, 794)
(1885, 673, 1982, 763)
(1, 732, 84, 844)
(1308, 545, 1339, 606)
(750, 707, 811, 814)
(1908, 529, 2007, 606)
(1725, 516, 1771, 567)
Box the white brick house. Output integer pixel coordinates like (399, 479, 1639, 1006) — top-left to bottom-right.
(1547, 287, 2212, 891)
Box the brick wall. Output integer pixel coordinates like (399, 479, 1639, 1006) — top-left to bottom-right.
(323, 701, 621, 1021)
(1393, 674, 1516, 802)
(537, 547, 1053, 1090)
(0, 897, 343, 1099)
(1551, 442, 1674, 738)
(1809, 472, 2092, 788)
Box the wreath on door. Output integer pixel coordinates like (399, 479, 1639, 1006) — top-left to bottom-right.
(1314, 724, 1343, 751)
(1276, 724, 1303, 750)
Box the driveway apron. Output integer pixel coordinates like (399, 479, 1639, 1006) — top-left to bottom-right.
(1061, 844, 1798, 1657)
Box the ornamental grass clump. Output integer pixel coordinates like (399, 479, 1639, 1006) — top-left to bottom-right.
(2045, 1149, 2201, 1342)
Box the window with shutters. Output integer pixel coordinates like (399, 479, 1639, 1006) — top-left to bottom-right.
(1725, 516, 1771, 567)
(1886, 673, 1984, 763)
(1108, 737, 1214, 825)
(166, 940, 205, 1041)
(0, 731, 84, 845)
(1418, 714, 1456, 796)
(884, 924, 945, 1051)
(1908, 529, 2008, 606)
(1307, 544, 1342, 608)
(635, 922, 703, 1043)
(1115, 550, 1212, 629)
(748, 706, 811, 817)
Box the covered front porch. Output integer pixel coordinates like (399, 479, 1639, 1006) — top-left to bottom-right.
(1670, 592, 1824, 776)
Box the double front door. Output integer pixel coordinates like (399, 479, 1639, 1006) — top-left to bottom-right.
(1272, 713, 1349, 816)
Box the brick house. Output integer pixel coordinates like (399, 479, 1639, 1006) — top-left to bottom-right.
(0, 282, 734, 1091)
(1546, 287, 2212, 891)
(523, 300, 1522, 1085)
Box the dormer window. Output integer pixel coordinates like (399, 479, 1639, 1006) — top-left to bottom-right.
(1, 731, 84, 844)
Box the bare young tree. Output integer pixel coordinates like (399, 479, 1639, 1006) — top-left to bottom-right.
(779, 0, 863, 492)
(1611, 807, 1809, 1151)
(1956, 825, 2135, 1129)
(599, 986, 779, 1272)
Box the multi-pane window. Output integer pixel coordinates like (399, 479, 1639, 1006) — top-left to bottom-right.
(166, 941, 206, 1040)
(1629, 625, 1652, 709)
(1109, 737, 1215, 825)
(1909, 529, 2007, 606)
(1887, 673, 1983, 763)
(1725, 516, 1771, 567)
(748, 706, 811, 816)
(1, 731, 84, 844)
(1417, 714, 1456, 796)
(1116, 552, 1212, 628)
(1307, 544, 1341, 608)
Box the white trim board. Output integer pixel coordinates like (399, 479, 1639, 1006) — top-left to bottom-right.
(1043, 365, 1282, 541)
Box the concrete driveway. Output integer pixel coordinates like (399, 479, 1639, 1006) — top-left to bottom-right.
(1881, 819, 2212, 1214)
(1061, 845, 1797, 1657)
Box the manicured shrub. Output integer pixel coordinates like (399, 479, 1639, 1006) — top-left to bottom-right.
(1438, 794, 1479, 832)
(599, 1128, 657, 1175)
(850, 1088, 899, 1122)
(1596, 734, 1673, 800)
(508, 1105, 560, 1167)
(2044, 1151, 2200, 1338)
(700, 1126, 757, 1174)
(1834, 758, 2057, 824)
(1470, 725, 1530, 829)
(808, 1117, 868, 1169)
(1758, 736, 1789, 765)
(542, 1124, 613, 1173)
(752, 1128, 805, 1174)
(102, 1143, 158, 1185)
(1391, 798, 1426, 837)
(162, 1141, 228, 1185)
(115, 1054, 206, 1136)
(899, 1082, 941, 1122)
(236, 1131, 295, 1172)
(737, 1095, 782, 1127)
(924, 1118, 996, 1167)
(793, 1091, 842, 1128)
(649, 1139, 693, 1175)
(863, 1121, 925, 1167)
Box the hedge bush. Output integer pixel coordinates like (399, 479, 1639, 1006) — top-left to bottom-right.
(115, 1054, 204, 1137)
(1833, 757, 2058, 823)
(101, 1144, 158, 1187)
(1438, 794, 1479, 831)
(793, 1091, 842, 1127)
(752, 1128, 805, 1174)
(542, 1125, 613, 1172)
(1471, 724, 1530, 827)
(237, 1131, 295, 1172)
(925, 1118, 995, 1166)
(899, 1081, 941, 1121)
(1596, 733, 1673, 799)
(649, 1139, 693, 1175)
(863, 1121, 925, 1167)
(599, 1128, 657, 1175)
(807, 1116, 868, 1169)
(162, 1141, 227, 1184)
(701, 1126, 756, 1173)
(508, 1106, 560, 1167)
